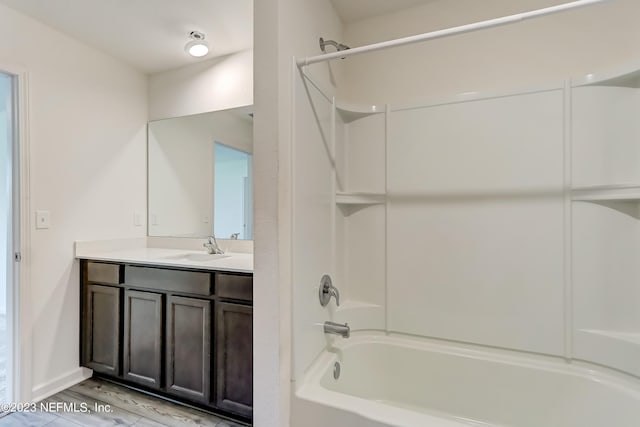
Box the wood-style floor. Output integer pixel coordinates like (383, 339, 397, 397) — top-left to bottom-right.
(0, 378, 245, 427)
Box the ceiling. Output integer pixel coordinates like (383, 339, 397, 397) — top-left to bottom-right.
(0, 0, 438, 74)
(331, 0, 437, 24)
(0, 0, 253, 74)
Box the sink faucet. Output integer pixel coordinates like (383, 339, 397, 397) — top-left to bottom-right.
(324, 321, 350, 338)
(203, 235, 224, 254)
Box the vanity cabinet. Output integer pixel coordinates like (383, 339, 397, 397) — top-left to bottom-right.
(123, 289, 163, 388)
(79, 260, 253, 423)
(82, 284, 121, 376)
(166, 295, 211, 403)
(215, 301, 253, 417)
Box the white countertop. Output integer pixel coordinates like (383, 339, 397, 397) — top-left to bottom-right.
(76, 247, 253, 273)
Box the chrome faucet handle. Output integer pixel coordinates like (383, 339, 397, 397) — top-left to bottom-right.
(328, 286, 340, 306)
(319, 274, 340, 307)
(230, 233, 240, 240)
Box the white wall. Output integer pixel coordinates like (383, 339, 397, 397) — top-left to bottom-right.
(149, 50, 253, 120)
(284, 0, 345, 385)
(0, 4, 148, 400)
(148, 110, 252, 237)
(341, 0, 640, 104)
(148, 119, 212, 237)
(253, 0, 344, 425)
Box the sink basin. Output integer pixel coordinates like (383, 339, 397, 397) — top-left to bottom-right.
(160, 253, 229, 262)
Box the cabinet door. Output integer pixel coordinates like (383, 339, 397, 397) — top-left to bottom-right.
(215, 302, 253, 417)
(166, 296, 211, 403)
(123, 290, 163, 388)
(82, 284, 121, 376)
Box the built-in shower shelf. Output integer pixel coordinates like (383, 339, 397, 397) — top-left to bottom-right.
(335, 102, 384, 123)
(336, 192, 386, 205)
(571, 184, 640, 201)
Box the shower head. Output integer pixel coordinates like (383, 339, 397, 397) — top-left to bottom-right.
(319, 37, 350, 54)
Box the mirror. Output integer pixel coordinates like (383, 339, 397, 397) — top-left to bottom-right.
(148, 105, 253, 239)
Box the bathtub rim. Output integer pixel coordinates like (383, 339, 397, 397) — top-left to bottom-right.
(294, 332, 640, 427)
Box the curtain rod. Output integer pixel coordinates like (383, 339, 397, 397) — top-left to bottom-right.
(296, 0, 606, 68)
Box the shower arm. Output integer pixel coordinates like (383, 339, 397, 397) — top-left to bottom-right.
(319, 37, 350, 53)
(298, 0, 606, 67)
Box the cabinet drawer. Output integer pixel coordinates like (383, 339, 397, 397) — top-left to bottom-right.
(126, 266, 212, 296)
(87, 262, 123, 285)
(216, 273, 252, 302)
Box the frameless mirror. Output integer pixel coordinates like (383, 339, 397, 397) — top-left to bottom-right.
(148, 105, 253, 239)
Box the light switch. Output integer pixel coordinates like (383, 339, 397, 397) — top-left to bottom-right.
(35, 210, 50, 229)
(203, 215, 210, 224)
(134, 212, 143, 227)
(150, 213, 159, 226)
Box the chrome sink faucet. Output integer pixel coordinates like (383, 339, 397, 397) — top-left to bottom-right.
(203, 235, 224, 254)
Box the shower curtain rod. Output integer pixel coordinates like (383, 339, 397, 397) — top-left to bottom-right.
(296, 0, 606, 67)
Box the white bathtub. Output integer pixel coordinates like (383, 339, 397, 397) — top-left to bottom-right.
(293, 334, 640, 427)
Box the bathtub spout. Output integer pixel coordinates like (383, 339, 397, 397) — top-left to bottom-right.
(324, 321, 350, 338)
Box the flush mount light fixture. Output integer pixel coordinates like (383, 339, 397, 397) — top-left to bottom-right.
(185, 31, 209, 57)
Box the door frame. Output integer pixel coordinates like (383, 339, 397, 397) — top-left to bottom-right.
(1, 64, 31, 403)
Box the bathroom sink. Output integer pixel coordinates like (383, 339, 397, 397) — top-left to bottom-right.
(160, 253, 229, 262)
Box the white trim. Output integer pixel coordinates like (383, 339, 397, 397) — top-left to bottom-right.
(31, 367, 92, 403)
(297, 0, 606, 67)
(0, 65, 31, 404)
(17, 70, 31, 404)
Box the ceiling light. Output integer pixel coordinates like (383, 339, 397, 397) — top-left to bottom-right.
(185, 31, 209, 57)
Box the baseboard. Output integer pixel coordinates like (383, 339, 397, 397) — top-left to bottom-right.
(31, 367, 93, 402)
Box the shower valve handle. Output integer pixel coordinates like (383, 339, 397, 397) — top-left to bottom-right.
(319, 274, 340, 307)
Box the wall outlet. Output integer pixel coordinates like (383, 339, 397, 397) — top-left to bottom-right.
(150, 213, 159, 226)
(35, 210, 50, 229)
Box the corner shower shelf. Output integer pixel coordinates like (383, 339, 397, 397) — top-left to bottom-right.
(336, 192, 386, 206)
(335, 102, 384, 123)
(571, 184, 640, 202)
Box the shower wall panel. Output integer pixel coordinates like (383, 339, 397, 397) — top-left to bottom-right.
(387, 90, 565, 355)
(292, 75, 336, 381)
(571, 84, 640, 377)
(572, 86, 640, 187)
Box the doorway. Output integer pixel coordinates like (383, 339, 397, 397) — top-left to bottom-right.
(0, 70, 17, 404)
(214, 142, 253, 240)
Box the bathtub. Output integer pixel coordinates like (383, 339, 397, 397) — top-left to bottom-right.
(292, 334, 640, 427)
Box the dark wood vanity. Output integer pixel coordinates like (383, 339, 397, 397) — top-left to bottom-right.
(79, 259, 253, 423)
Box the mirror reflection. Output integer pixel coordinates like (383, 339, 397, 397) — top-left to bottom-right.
(148, 106, 253, 239)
